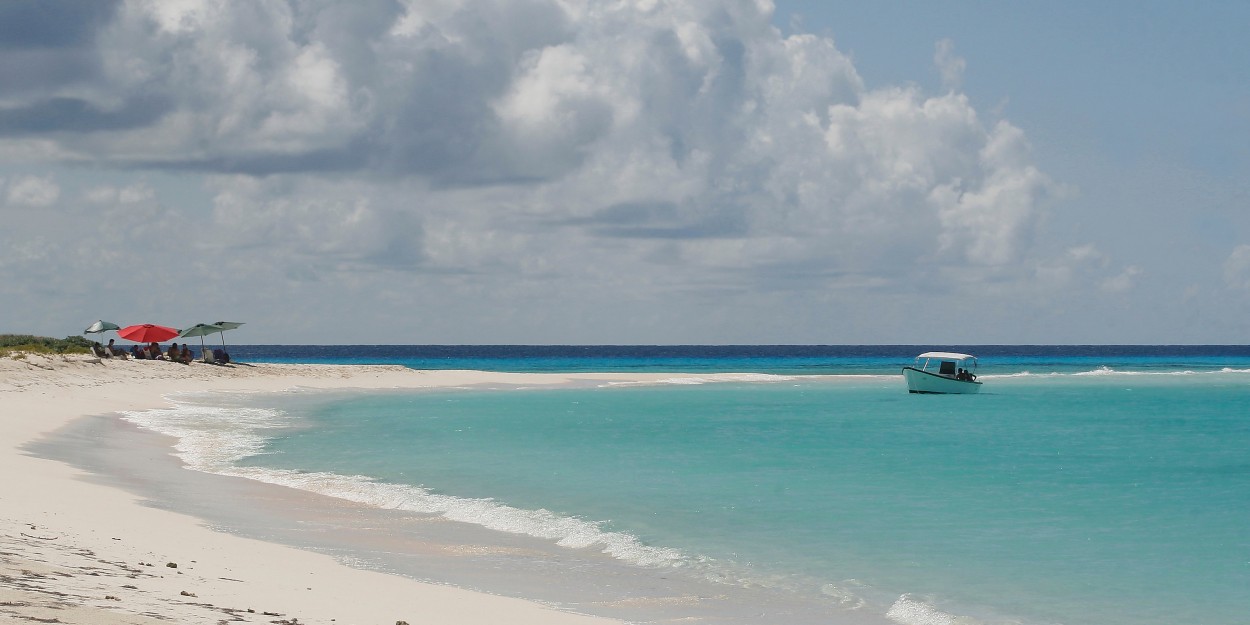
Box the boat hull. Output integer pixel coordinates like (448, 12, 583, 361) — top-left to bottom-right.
(902, 367, 982, 394)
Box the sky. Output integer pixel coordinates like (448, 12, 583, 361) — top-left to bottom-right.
(1, 0, 1247, 345)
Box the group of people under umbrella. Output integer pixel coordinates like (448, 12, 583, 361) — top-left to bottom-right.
(84, 320, 243, 364)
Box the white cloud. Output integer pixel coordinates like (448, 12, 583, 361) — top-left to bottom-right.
(934, 38, 965, 91)
(0, 0, 1069, 340)
(5, 175, 61, 207)
(130, 1, 1042, 285)
(85, 186, 119, 204)
(492, 43, 615, 177)
(84, 182, 155, 205)
(1101, 265, 1141, 293)
(1033, 244, 1145, 296)
(142, 0, 214, 34)
(119, 183, 155, 203)
(1033, 244, 1106, 287)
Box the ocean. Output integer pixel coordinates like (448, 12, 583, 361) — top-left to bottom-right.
(114, 346, 1250, 625)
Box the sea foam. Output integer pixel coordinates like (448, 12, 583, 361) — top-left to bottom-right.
(886, 595, 979, 625)
(122, 396, 689, 570)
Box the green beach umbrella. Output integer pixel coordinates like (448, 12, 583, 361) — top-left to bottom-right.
(211, 321, 244, 350)
(84, 320, 120, 335)
(178, 323, 225, 352)
(83, 320, 120, 346)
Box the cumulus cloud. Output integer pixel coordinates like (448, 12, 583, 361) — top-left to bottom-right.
(0, 0, 1066, 339)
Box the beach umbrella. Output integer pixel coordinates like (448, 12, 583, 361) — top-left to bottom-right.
(83, 320, 121, 353)
(84, 320, 120, 335)
(211, 321, 244, 349)
(179, 323, 225, 352)
(83, 320, 120, 344)
(117, 324, 180, 343)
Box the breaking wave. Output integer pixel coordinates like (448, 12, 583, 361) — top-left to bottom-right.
(980, 366, 1249, 379)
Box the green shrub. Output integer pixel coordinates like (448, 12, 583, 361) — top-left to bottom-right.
(0, 334, 94, 357)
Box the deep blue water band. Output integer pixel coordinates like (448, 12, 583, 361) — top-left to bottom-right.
(219, 344, 1250, 374)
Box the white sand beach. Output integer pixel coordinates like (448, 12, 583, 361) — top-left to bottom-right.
(0, 353, 663, 625)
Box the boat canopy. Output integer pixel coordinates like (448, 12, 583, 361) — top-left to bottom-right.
(916, 351, 976, 361)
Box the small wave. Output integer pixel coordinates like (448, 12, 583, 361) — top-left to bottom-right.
(1071, 366, 1116, 376)
(886, 595, 980, 625)
(982, 367, 1241, 379)
(122, 401, 290, 469)
(717, 373, 798, 382)
(121, 397, 688, 570)
(979, 371, 1040, 379)
(980, 370, 1084, 379)
(217, 465, 688, 567)
(607, 373, 798, 387)
(1071, 367, 1207, 377)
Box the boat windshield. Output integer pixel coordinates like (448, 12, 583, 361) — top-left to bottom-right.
(914, 353, 977, 375)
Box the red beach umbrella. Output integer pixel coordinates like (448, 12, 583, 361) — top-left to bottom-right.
(117, 324, 180, 343)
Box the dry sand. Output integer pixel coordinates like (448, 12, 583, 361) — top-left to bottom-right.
(0, 352, 654, 625)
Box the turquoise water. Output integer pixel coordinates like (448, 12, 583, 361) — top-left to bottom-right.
(125, 354, 1250, 625)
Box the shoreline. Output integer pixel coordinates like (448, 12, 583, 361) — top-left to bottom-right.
(0, 353, 666, 625)
(3, 353, 881, 625)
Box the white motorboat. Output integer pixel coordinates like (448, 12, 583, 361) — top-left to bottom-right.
(902, 352, 982, 394)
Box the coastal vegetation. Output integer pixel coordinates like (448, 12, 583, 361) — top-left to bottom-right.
(0, 334, 92, 357)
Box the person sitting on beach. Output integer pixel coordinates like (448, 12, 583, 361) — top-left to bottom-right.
(148, 342, 164, 360)
(106, 339, 127, 358)
(91, 342, 109, 358)
(166, 342, 182, 362)
(213, 348, 231, 364)
(130, 344, 143, 359)
(179, 344, 192, 364)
